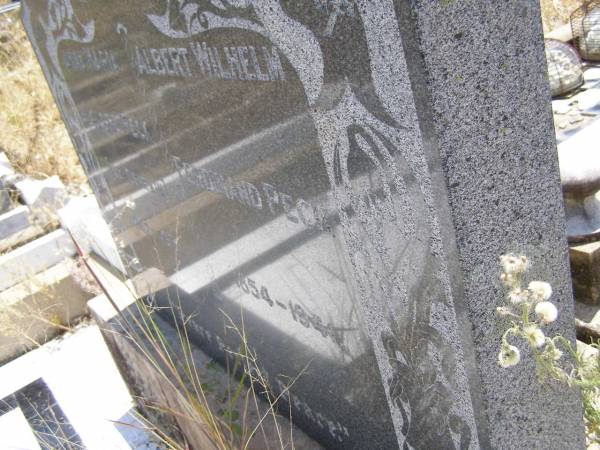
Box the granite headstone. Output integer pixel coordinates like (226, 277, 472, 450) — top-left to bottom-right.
(21, 1, 585, 448)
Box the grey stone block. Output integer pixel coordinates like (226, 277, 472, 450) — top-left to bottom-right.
(14, 176, 67, 214)
(0, 229, 76, 291)
(0, 152, 14, 180)
(0, 192, 10, 214)
(570, 240, 600, 305)
(58, 196, 125, 274)
(0, 259, 92, 364)
(0, 206, 30, 241)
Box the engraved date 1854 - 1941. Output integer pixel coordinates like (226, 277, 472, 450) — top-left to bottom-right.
(236, 274, 350, 352)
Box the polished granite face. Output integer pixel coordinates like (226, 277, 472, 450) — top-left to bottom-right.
(21, 1, 486, 448)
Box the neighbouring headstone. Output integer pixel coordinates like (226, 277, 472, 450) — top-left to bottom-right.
(21, 1, 585, 449)
(0, 190, 10, 214)
(559, 119, 600, 242)
(14, 175, 67, 213)
(58, 195, 125, 273)
(0, 205, 29, 241)
(0, 229, 75, 291)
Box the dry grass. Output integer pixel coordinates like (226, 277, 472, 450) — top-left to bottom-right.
(0, 10, 86, 188)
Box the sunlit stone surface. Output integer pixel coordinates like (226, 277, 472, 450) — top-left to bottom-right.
(21, 1, 585, 448)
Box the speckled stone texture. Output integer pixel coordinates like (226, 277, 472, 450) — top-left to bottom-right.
(19, 0, 586, 447)
(397, 0, 585, 448)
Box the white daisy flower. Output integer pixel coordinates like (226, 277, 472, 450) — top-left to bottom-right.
(498, 344, 521, 368)
(528, 281, 552, 302)
(524, 325, 546, 348)
(535, 301, 558, 324)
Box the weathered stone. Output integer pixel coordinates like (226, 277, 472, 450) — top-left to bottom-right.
(545, 39, 583, 97)
(565, 196, 600, 242)
(559, 118, 600, 197)
(58, 196, 125, 273)
(0, 153, 15, 213)
(570, 240, 600, 305)
(14, 176, 67, 215)
(0, 205, 57, 254)
(0, 229, 76, 291)
(0, 259, 93, 364)
(0, 206, 30, 241)
(0, 224, 47, 255)
(21, 0, 585, 448)
(0, 193, 10, 214)
(574, 301, 600, 341)
(0, 152, 13, 180)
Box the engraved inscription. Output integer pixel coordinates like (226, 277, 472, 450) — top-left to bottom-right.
(133, 46, 193, 78)
(79, 110, 151, 142)
(132, 42, 285, 82)
(189, 42, 285, 81)
(141, 3, 483, 447)
(236, 275, 350, 351)
(62, 48, 120, 73)
(170, 156, 330, 232)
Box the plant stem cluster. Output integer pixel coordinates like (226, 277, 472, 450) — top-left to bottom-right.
(496, 254, 562, 372)
(496, 253, 600, 444)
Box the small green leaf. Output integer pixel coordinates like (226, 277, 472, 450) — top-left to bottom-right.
(231, 423, 242, 437)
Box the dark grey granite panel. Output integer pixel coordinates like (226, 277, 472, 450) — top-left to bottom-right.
(20, 1, 584, 449)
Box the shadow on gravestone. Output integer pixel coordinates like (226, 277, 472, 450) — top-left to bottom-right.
(20, 0, 585, 449)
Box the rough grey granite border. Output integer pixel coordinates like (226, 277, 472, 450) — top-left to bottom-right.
(394, 0, 586, 448)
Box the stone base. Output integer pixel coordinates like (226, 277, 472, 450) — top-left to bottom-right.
(0, 259, 93, 363)
(570, 240, 600, 305)
(87, 257, 321, 450)
(0, 229, 75, 291)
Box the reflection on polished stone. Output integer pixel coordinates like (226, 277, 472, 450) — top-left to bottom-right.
(19, 1, 486, 448)
(21, 1, 583, 449)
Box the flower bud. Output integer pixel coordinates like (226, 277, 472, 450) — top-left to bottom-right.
(500, 254, 528, 275)
(508, 289, 528, 304)
(501, 272, 516, 287)
(496, 306, 511, 317)
(548, 347, 562, 361)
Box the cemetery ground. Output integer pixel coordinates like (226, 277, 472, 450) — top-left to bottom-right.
(0, 1, 599, 450)
(0, 11, 86, 190)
